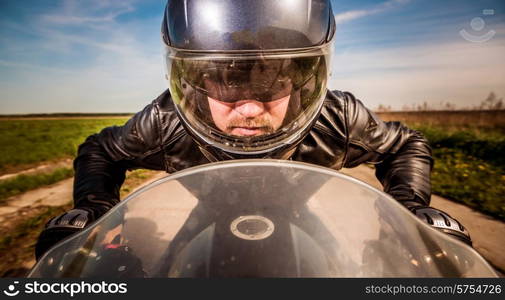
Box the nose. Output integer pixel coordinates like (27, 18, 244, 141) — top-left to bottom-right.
(234, 100, 265, 118)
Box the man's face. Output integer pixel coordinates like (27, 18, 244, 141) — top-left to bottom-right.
(208, 95, 290, 137)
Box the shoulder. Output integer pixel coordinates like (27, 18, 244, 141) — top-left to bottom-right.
(309, 89, 352, 141)
(152, 89, 187, 146)
(325, 89, 384, 137)
(324, 89, 369, 120)
(318, 89, 393, 145)
(323, 89, 346, 108)
(316, 89, 355, 133)
(321, 89, 365, 119)
(97, 89, 184, 160)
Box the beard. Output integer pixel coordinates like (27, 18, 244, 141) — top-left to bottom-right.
(226, 115, 275, 136)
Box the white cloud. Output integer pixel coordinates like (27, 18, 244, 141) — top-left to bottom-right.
(0, 0, 167, 114)
(334, 0, 410, 24)
(329, 26, 505, 110)
(40, 0, 135, 25)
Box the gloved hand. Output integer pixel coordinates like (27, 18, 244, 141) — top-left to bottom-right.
(35, 208, 98, 261)
(402, 201, 472, 246)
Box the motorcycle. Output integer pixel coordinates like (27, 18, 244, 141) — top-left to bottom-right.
(28, 160, 498, 277)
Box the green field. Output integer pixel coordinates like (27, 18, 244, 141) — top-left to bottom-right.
(0, 118, 129, 174)
(410, 124, 505, 221)
(0, 117, 503, 222)
(0, 167, 74, 203)
(0, 168, 160, 277)
(0, 116, 504, 276)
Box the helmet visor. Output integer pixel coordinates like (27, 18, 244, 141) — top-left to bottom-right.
(165, 46, 330, 154)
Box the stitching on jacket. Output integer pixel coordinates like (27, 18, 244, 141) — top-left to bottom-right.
(348, 140, 375, 153)
(312, 123, 345, 143)
(341, 92, 350, 169)
(348, 122, 419, 156)
(162, 129, 187, 173)
(153, 101, 170, 173)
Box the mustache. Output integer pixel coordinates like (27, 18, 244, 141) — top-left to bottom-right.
(226, 116, 275, 133)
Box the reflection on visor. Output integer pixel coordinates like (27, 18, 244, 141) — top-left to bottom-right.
(167, 49, 329, 153)
(176, 57, 322, 103)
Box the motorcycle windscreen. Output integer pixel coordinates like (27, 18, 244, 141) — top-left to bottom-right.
(28, 160, 498, 278)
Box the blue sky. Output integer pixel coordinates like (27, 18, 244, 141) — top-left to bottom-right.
(0, 0, 504, 113)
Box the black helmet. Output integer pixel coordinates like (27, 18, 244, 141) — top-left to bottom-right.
(162, 0, 336, 161)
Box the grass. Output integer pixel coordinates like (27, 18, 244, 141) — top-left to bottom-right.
(0, 118, 129, 174)
(0, 167, 74, 203)
(0, 168, 161, 277)
(431, 149, 505, 219)
(0, 204, 73, 277)
(413, 124, 505, 166)
(0, 118, 161, 277)
(0, 161, 158, 205)
(120, 169, 158, 198)
(410, 124, 505, 221)
(0, 115, 503, 275)
(0, 205, 72, 252)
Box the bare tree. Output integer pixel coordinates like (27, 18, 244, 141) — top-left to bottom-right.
(444, 102, 456, 110)
(480, 92, 504, 110)
(416, 101, 429, 111)
(402, 104, 413, 111)
(376, 104, 392, 112)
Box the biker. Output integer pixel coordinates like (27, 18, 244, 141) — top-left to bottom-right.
(35, 0, 471, 260)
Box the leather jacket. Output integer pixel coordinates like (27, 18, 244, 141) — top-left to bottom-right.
(73, 89, 433, 213)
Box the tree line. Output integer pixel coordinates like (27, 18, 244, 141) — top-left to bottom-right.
(376, 92, 504, 112)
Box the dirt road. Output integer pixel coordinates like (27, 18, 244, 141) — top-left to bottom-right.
(1, 165, 503, 275)
(340, 165, 505, 274)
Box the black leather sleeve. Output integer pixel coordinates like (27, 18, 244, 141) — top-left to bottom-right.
(341, 92, 433, 206)
(72, 133, 127, 214)
(73, 96, 168, 213)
